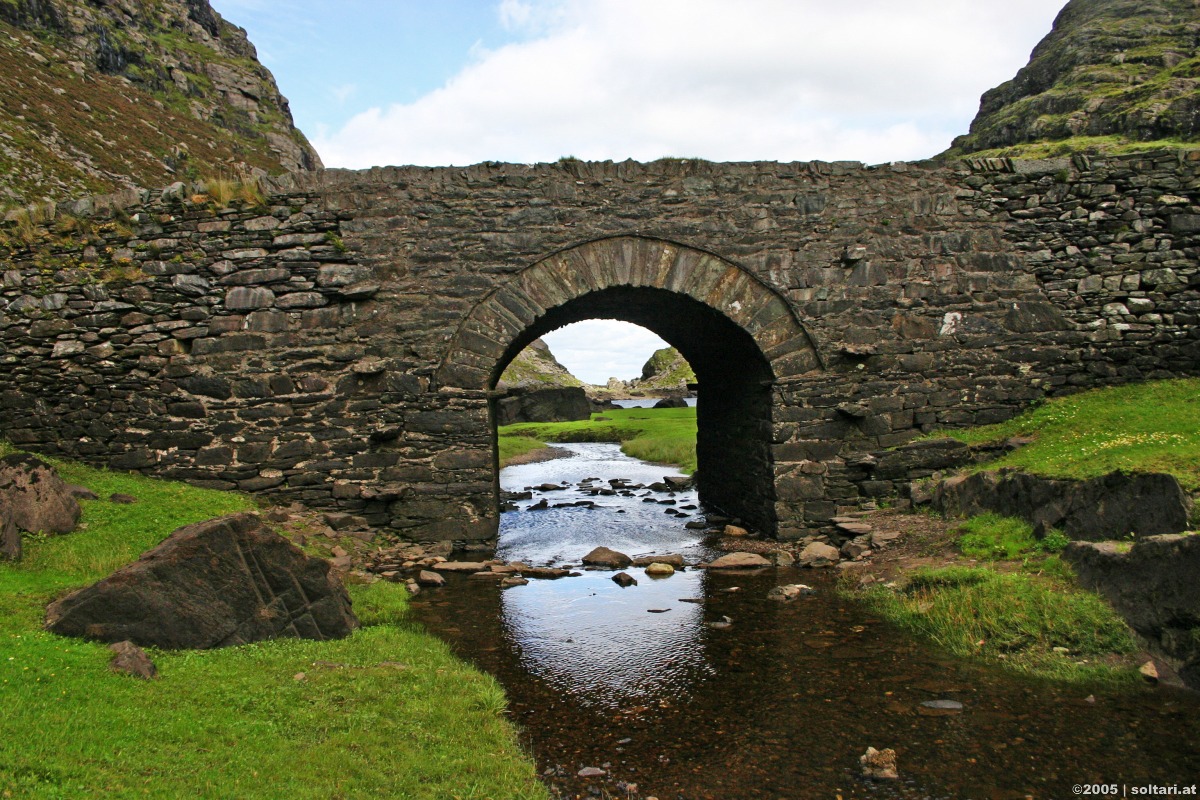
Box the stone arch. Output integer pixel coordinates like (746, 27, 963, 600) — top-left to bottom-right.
(437, 236, 821, 536)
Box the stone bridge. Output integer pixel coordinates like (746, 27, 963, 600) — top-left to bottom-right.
(1, 152, 1197, 542)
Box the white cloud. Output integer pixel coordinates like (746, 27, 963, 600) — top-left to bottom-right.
(313, 0, 1064, 168)
(540, 321, 670, 385)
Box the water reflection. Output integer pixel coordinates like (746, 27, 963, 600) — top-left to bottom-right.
(497, 443, 717, 707)
(501, 570, 712, 709)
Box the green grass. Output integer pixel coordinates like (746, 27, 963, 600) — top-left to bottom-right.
(850, 566, 1139, 685)
(936, 378, 1200, 491)
(0, 452, 548, 800)
(957, 513, 1068, 561)
(497, 434, 551, 466)
(499, 407, 698, 473)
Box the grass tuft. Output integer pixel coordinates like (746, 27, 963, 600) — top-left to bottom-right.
(852, 566, 1139, 684)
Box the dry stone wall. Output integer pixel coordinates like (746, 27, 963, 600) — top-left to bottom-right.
(1, 152, 1197, 542)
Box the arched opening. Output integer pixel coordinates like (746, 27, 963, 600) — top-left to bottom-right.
(437, 235, 822, 539)
(492, 286, 776, 531)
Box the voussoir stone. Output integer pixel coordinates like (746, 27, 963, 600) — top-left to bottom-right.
(0, 453, 81, 535)
(44, 512, 358, 649)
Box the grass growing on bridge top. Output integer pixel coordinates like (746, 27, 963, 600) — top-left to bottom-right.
(937, 378, 1200, 491)
(499, 406, 698, 473)
(0, 451, 548, 800)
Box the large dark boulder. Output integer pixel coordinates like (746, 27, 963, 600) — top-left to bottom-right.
(495, 386, 592, 425)
(0, 453, 81, 536)
(1066, 534, 1200, 689)
(935, 470, 1190, 540)
(45, 513, 358, 649)
(652, 396, 688, 409)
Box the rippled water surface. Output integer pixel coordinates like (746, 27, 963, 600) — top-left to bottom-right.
(411, 444, 1200, 799)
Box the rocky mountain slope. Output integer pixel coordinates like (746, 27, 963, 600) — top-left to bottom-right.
(946, 0, 1200, 158)
(636, 347, 696, 393)
(497, 339, 583, 390)
(0, 0, 320, 205)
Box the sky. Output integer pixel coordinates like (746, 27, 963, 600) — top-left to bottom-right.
(210, 0, 1066, 384)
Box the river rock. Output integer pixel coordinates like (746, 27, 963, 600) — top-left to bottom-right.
(841, 539, 871, 560)
(861, 747, 898, 780)
(663, 475, 693, 490)
(417, 570, 446, 587)
(798, 542, 841, 567)
(919, 699, 964, 716)
(707, 552, 771, 569)
(434, 561, 490, 573)
(631, 553, 686, 568)
(0, 453, 81, 535)
(44, 513, 358, 649)
(766, 549, 795, 567)
(108, 641, 157, 679)
(612, 571, 637, 587)
(645, 562, 675, 576)
(520, 566, 571, 579)
(723, 524, 750, 537)
(500, 576, 529, 588)
(583, 546, 632, 568)
(767, 584, 814, 601)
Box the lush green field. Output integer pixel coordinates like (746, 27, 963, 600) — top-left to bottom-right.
(499, 406, 698, 473)
(849, 513, 1137, 685)
(0, 453, 548, 800)
(939, 378, 1200, 490)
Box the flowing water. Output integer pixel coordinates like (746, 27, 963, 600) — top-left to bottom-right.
(410, 443, 1200, 799)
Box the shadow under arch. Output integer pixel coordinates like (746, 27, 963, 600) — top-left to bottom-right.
(437, 236, 821, 535)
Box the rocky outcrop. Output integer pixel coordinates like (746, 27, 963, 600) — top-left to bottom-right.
(1065, 534, 1200, 689)
(495, 386, 592, 426)
(45, 512, 357, 648)
(935, 470, 1191, 540)
(497, 338, 583, 390)
(0, 453, 81, 536)
(949, 0, 1200, 157)
(636, 346, 695, 393)
(0, 0, 320, 204)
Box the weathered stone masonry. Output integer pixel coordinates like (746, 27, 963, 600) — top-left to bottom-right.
(1, 151, 1197, 542)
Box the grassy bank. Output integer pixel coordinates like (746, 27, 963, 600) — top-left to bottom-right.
(499, 406, 697, 473)
(0, 453, 548, 799)
(939, 378, 1200, 490)
(846, 514, 1139, 685)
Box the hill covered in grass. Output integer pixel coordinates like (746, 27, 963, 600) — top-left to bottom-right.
(0, 0, 320, 206)
(497, 338, 583, 390)
(945, 0, 1200, 159)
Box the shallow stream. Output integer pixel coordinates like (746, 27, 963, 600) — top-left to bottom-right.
(410, 443, 1200, 799)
